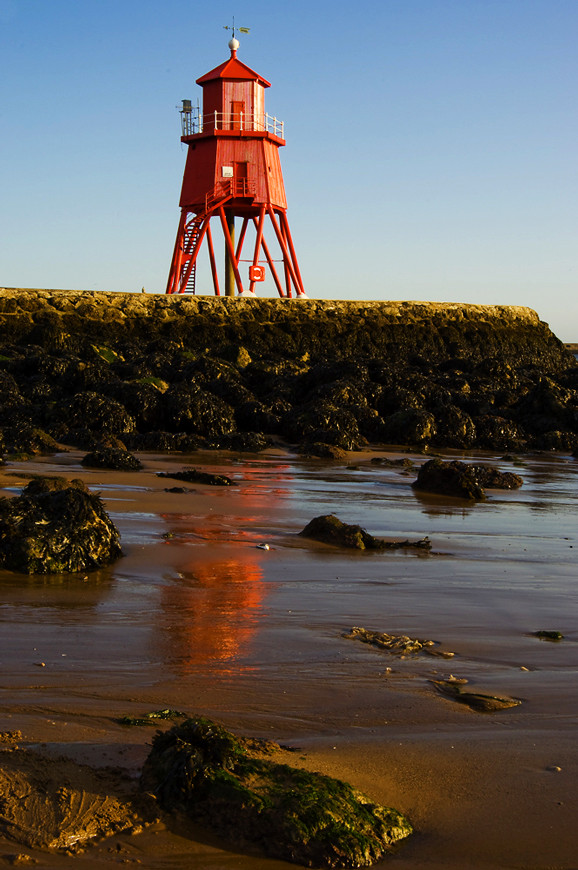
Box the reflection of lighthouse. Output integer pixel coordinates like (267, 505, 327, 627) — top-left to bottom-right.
(159, 552, 266, 675)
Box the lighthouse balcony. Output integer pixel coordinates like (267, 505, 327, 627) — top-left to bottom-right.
(181, 108, 284, 139)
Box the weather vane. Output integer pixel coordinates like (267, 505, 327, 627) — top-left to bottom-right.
(223, 17, 250, 39)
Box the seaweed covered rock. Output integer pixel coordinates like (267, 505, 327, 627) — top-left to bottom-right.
(0, 477, 122, 574)
(290, 402, 366, 451)
(412, 459, 485, 500)
(470, 465, 523, 490)
(217, 431, 272, 452)
(474, 415, 525, 450)
(0, 293, 576, 453)
(56, 391, 136, 435)
(344, 626, 455, 658)
(412, 459, 522, 500)
(141, 717, 412, 868)
(1, 426, 60, 456)
(157, 468, 236, 486)
(382, 409, 437, 445)
(299, 442, 348, 460)
(299, 515, 431, 551)
(125, 432, 205, 452)
(81, 447, 141, 471)
(161, 385, 236, 437)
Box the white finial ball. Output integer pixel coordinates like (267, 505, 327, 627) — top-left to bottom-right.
(228, 37, 240, 52)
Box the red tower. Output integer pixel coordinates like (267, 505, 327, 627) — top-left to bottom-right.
(166, 38, 306, 298)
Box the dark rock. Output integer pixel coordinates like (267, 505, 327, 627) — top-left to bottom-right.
(54, 391, 136, 435)
(433, 405, 477, 448)
(468, 465, 523, 490)
(235, 399, 281, 434)
(164, 487, 192, 494)
(162, 385, 236, 437)
(299, 514, 431, 551)
(370, 457, 414, 468)
(2, 426, 60, 456)
(374, 384, 424, 416)
(431, 679, 521, 713)
(217, 432, 271, 452)
(533, 430, 578, 451)
(0, 477, 122, 574)
(59, 430, 127, 451)
(106, 381, 163, 430)
(299, 442, 348, 459)
(290, 402, 366, 450)
(81, 448, 142, 471)
(514, 376, 576, 423)
(534, 630, 564, 641)
(125, 432, 205, 452)
(157, 469, 237, 486)
(0, 370, 24, 406)
(473, 415, 526, 450)
(140, 717, 412, 867)
(413, 459, 523, 500)
(412, 459, 486, 500)
(382, 409, 437, 444)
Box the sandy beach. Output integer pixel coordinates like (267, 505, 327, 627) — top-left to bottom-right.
(0, 446, 577, 868)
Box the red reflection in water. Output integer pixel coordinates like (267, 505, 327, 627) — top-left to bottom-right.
(160, 551, 266, 674)
(157, 460, 292, 674)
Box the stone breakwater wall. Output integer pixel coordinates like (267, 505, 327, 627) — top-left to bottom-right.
(0, 289, 571, 370)
(0, 289, 576, 455)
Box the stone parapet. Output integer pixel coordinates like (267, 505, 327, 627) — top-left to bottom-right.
(0, 288, 571, 371)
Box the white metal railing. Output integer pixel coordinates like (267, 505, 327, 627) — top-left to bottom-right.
(180, 107, 284, 139)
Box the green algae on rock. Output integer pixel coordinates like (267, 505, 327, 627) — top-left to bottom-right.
(0, 476, 122, 574)
(116, 709, 188, 727)
(141, 717, 412, 868)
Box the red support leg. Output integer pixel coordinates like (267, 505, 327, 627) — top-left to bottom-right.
(218, 206, 245, 294)
(279, 211, 306, 296)
(266, 206, 302, 298)
(206, 221, 221, 296)
(235, 217, 249, 261)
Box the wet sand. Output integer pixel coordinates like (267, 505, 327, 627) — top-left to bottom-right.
(0, 447, 577, 868)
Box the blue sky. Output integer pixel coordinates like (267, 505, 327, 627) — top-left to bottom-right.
(0, 0, 576, 339)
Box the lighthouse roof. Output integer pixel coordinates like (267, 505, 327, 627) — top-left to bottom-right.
(196, 53, 271, 88)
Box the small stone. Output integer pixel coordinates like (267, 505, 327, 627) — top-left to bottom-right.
(534, 630, 564, 641)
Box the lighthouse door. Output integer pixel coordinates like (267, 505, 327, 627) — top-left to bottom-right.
(234, 161, 248, 197)
(230, 101, 245, 130)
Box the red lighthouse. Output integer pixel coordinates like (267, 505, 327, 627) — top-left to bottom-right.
(166, 37, 306, 298)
